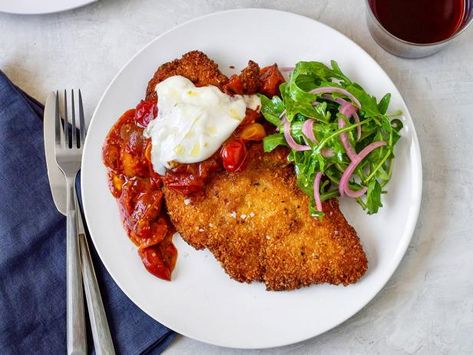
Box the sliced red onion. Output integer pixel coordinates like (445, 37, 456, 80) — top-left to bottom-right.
(340, 101, 357, 117)
(302, 119, 317, 143)
(313, 172, 323, 212)
(322, 94, 361, 161)
(310, 87, 361, 108)
(339, 100, 361, 140)
(323, 94, 362, 140)
(280, 66, 294, 72)
(343, 185, 367, 199)
(336, 99, 358, 161)
(283, 117, 311, 151)
(339, 141, 386, 198)
(338, 118, 357, 161)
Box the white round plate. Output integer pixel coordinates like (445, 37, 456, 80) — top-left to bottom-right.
(0, 0, 96, 15)
(82, 9, 422, 349)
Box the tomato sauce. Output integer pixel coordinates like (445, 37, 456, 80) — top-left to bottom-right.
(102, 62, 285, 280)
(103, 108, 177, 280)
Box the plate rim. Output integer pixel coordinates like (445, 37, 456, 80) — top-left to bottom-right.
(81, 8, 423, 349)
(0, 0, 96, 15)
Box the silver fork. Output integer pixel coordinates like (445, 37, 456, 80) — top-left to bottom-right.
(55, 90, 115, 355)
(55, 90, 86, 354)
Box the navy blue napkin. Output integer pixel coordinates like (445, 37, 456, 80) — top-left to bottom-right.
(0, 71, 176, 355)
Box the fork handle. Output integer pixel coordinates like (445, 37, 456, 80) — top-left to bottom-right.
(66, 177, 87, 355)
(78, 215, 115, 355)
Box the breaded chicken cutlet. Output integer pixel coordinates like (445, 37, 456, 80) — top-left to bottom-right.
(164, 145, 367, 291)
(146, 50, 229, 102)
(148, 50, 368, 290)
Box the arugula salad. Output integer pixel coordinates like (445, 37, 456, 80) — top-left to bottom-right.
(259, 60, 403, 217)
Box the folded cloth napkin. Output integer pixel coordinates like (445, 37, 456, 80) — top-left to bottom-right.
(0, 71, 176, 355)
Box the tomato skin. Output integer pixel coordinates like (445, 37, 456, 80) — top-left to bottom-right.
(163, 171, 205, 195)
(134, 100, 157, 128)
(162, 157, 220, 195)
(260, 64, 285, 98)
(223, 61, 261, 95)
(239, 123, 266, 141)
(139, 243, 177, 281)
(221, 139, 247, 172)
(223, 75, 244, 95)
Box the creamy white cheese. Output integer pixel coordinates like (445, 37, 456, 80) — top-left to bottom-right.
(144, 75, 261, 175)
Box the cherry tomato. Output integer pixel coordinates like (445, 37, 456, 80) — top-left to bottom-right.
(223, 75, 244, 95)
(221, 139, 247, 172)
(239, 123, 266, 141)
(134, 100, 157, 128)
(139, 243, 177, 281)
(260, 64, 285, 98)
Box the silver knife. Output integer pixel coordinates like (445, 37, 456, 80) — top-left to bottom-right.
(44, 92, 115, 355)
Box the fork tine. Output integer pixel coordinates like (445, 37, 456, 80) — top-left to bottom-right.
(64, 90, 70, 148)
(55, 91, 62, 147)
(71, 89, 77, 148)
(78, 90, 86, 147)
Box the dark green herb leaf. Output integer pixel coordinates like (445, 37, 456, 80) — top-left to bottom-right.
(378, 93, 391, 114)
(263, 133, 287, 152)
(330, 60, 352, 84)
(292, 61, 335, 82)
(345, 84, 380, 117)
(259, 94, 284, 126)
(366, 179, 383, 214)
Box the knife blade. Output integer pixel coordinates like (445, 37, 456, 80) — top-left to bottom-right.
(44, 92, 67, 215)
(44, 92, 115, 355)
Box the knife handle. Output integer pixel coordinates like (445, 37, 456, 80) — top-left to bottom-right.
(77, 204, 115, 355)
(66, 178, 87, 355)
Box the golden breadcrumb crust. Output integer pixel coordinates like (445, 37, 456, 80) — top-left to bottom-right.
(145, 50, 229, 102)
(164, 145, 367, 291)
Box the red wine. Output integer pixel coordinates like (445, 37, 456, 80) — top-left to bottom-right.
(369, 0, 466, 43)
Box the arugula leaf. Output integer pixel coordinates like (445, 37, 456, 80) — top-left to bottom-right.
(366, 179, 383, 214)
(345, 84, 380, 117)
(279, 82, 325, 122)
(263, 133, 287, 152)
(330, 60, 352, 84)
(259, 94, 284, 126)
(291, 61, 335, 82)
(290, 120, 306, 144)
(378, 93, 391, 114)
(309, 204, 325, 218)
(294, 74, 318, 91)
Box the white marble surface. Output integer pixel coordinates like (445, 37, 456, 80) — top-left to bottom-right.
(1, 1, 472, 353)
